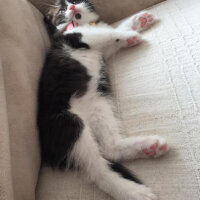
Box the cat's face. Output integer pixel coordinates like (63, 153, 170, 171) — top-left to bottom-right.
(47, 0, 99, 31)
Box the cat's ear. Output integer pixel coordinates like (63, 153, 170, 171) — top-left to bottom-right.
(44, 0, 61, 22)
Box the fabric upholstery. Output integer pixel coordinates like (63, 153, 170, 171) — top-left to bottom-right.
(1, 0, 200, 199)
(0, 0, 50, 200)
(36, 0, 200, 199)
(28, 0, 165, 23)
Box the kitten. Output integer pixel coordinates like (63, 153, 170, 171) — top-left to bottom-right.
(37, 0, 168, 199)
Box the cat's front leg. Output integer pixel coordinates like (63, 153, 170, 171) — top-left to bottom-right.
(113, 135, 169, 160)
(68, 27, 141, 53)
(103, 30, 142, 58)
(89, 99, 168, 161)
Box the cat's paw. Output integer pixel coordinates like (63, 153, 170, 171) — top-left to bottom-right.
(133, 185, 158, 200)
(115, 31, 142, 48)
(140, 136, 168, 158)
(126, 35, 142, 47)
(132, 12, 155, 32)
(122, 184, 158, 200)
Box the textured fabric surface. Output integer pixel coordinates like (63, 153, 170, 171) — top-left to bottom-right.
(36, 0, 200, 199)
(0, 0, 50, 199)
(28, 0, 165, 23)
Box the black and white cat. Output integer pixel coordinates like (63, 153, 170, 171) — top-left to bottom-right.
(37, 1, 168, 199)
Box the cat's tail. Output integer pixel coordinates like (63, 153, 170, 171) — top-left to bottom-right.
(109, 161, 143, 184)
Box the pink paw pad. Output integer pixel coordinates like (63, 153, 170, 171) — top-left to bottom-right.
(141, 138, 168, 158)
(132, 26, 136, 31)
(159, 144, 167, 151)
(150, 143, 158, 150)
(139, 17, 147, 28)
(143, 149, 156, 156)
(126, 36, 140, 47)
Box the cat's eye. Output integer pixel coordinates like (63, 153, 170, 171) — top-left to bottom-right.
(75, 13, 81, 20)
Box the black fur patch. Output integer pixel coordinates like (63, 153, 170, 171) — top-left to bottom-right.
(109, 161, 143, 184)
(67, 0, 95, 11)
(37, 35, 91, 169)
(44, 16, 58, 39)
(59, 0, 68, 9)
(97, 59, 111, 96)
(52, 33, 90, 50)
(63, 33, 90, 49)
(38, 110, 84, 168)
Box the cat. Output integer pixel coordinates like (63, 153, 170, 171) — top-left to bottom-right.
(37, 0, 168, 199)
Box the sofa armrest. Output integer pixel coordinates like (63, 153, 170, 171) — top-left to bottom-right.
(0, 1, 50, 199)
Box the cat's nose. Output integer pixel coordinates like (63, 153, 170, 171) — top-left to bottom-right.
(69, 5, 75, 11)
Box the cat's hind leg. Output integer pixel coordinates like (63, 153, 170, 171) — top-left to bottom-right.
(109, 135, 169, 161)
(88, 99, 168, 162)
(70, 120, 158, 200)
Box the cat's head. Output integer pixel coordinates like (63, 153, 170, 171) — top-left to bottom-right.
(46, 0, 99, 32)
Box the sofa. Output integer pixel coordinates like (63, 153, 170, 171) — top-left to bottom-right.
(0, 0, 200, 199)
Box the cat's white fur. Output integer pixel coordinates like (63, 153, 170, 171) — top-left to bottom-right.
(54, 2, 168, 200)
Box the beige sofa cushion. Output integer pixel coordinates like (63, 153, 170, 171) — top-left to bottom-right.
(0, 0, 49, 199)
(29, 0, 165, 23)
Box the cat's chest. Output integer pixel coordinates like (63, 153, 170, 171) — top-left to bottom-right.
(70, 49, 102, 81)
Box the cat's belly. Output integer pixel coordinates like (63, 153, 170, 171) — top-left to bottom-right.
(69, 74, 112, 121)
(70, 48, 103, 76)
